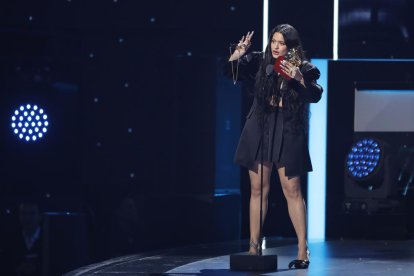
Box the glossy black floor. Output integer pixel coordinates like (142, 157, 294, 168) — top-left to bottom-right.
(65, 238, 414, 276)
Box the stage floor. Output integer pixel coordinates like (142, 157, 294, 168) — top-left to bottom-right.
(65, 239, 414, 275)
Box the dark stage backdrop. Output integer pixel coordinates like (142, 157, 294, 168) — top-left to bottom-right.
(268, 0, 333, 59)
(339, 0, 414, 58)
(0, 1, 263, 196)
(0, 25, 82, 201)
(0, 0, 266, 263)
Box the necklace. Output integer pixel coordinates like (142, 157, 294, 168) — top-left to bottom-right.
(229, 46, 240, 85)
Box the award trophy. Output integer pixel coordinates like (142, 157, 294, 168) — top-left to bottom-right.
(274, 48, 302, 80)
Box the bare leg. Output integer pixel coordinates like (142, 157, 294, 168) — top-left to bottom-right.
(248, 161, 272, 254)
(278, 166, 308, 260)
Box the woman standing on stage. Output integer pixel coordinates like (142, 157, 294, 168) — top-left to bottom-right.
(225, 24, 323, 269)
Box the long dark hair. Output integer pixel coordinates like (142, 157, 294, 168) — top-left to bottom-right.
(254, 24, 308, 131)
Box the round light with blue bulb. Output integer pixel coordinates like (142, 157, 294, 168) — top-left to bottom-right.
(346, 138, 381, 180)
(11, 104, 48, 142)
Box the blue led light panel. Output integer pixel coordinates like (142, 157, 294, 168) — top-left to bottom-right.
(346, 138, 381, 179)
(11, 104, 49, 142)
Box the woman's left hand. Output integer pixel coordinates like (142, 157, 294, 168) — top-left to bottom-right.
(280, 60, 303, 82)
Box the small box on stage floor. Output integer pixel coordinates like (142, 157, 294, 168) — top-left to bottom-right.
(230, 252, 278, 271)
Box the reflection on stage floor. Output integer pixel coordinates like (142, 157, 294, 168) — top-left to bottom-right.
(65, 238, 414, 276)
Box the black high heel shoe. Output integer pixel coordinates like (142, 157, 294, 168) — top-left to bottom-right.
(288, 249, 310, 269)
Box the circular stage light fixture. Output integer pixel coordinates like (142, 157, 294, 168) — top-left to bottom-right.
(344, 137, 402, 213)
(346, 138, 383, 180)
(11, 104, 48, 142)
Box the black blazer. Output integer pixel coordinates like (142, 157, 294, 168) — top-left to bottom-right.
(224, 52, 323, 176)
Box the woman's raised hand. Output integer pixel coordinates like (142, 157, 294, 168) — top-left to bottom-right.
(236, 31, 254, 55)
(229, 31, 254, 61)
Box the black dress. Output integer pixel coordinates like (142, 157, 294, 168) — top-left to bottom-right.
(224, 52, 323, 177)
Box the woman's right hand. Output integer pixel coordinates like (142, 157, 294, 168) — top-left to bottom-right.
(229, 31, 254, 61)
(236, 31, 254, 55)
